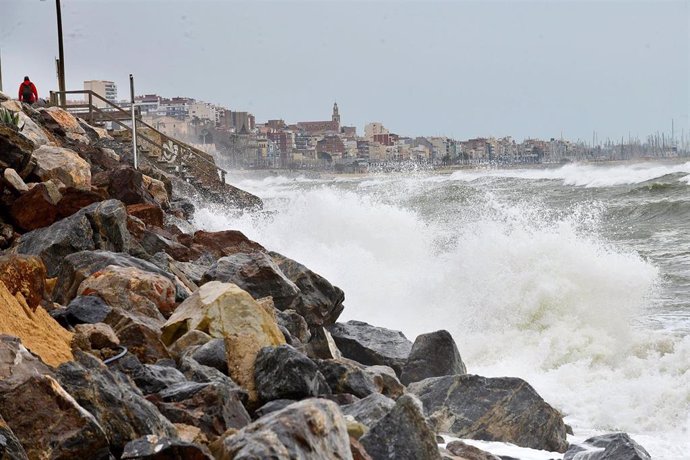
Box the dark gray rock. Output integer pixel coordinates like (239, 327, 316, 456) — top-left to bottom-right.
(55, 351, 177, 457)
(327, 320, 413, 376)
(52, 249, 186, 305)
(153, 381, 251, 437)
(275, 309, 311, 344)
(342, 393, 396, 428)
(178, 356, 244, 394)
(137, 364, 187, 394)
(254, 399, 296, 419)
(0, 124, 35, 178)
(316, 358, 378, 398)
(121, 435, 212, 459)
(254, 345, 331, 403)
(408, 374, 568, 453)
(0, 374, 110, 460)
(111, 354, 187, 395)
(400, 330, 466, 385)
(564, 433, 651, 460)
(271, 251, 345, 327)
(191, 338, 227, 374)
(51, 295, 112, 327)
(0, 414, 28, 460)
(218, 399, 352, 459)
(201, 251, 300, 310)
(174, 261, 208, 285)
(360, 394, 441, 460)
(15, 199, 133, 277)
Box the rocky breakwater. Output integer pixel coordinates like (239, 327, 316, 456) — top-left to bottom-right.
(0, 91, 651, 460)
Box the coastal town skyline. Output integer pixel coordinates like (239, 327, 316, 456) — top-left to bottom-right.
(1, 1, 688, 143)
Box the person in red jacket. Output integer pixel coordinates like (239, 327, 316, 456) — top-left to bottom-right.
(18, 76, 38, 104)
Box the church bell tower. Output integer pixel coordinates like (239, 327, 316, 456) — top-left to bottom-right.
(332, 102, 340, 129)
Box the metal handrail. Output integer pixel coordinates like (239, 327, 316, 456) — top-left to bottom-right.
(49, 90, 227, 185)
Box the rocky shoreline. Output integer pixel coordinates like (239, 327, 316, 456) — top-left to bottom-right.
(0, 92, 651, 460)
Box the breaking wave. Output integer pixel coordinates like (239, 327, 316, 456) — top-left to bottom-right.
(195, 170, 690, 458)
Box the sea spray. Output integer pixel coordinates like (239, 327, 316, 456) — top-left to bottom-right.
(196, 165, 690, 458)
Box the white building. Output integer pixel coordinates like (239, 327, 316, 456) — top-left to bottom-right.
(189, 101, 216, 123)
(364, 122, 389, 140)
(84, 80, 117, 108)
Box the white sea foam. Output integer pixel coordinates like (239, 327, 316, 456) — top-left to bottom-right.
(448, 161, 690, 187)
(195, 171, 690, 459)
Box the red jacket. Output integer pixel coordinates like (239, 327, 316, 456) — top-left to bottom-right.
(18, 81, 38, 103)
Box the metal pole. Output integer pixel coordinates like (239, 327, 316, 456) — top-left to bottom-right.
(56, 0, 66, 106)
(130, 74, 138, 169)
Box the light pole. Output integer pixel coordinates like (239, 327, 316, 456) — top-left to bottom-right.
(55, 0, 66, 106)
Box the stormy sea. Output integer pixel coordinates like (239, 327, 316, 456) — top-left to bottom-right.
(196, 161, 690, 459)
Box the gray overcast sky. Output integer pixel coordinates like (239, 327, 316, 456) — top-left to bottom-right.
(1, 0, 688, 142)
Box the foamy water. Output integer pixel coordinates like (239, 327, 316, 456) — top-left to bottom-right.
(195, 162, 690, 459)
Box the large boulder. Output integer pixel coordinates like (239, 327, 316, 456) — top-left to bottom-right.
(152, 380, 251, 439)
(39, 106, 90, 144)
(102, 166, 156, 206)
(1, 100, 51, 146)
(408, 374, 568, 453)
(32, 144, 92, 190)
(0, 123, 35, 178)
(52, 250, 183, 305)
(316, 359, 378, 399)
(56, 187, 103, 219)
(0, 254, 47, 309)
(77, 265, 177, 319)
(15, 200, 134, 277)
(201, 252, 301, 311)
(254, 345, 331, 403)
(215, 398, 353, 460)
(564, 433, 651, 460)
(359, 394, 441, 460)
(9, 182, 61, 230)
(400, 330, 466, 385)
(55, 352, 177, 457)
(111, 355, 186, 395)
(271, 251, 345, 327)
(328, 320, 413, 376)
(161, 281, 285, 400)
(188, 230, 265, 261)
(0, 375, 110, 460)
(341, 393, 396, 429)
(0, 281, 73, 367)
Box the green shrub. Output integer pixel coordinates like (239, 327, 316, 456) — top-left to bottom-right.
(0, 108, 22, 130)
